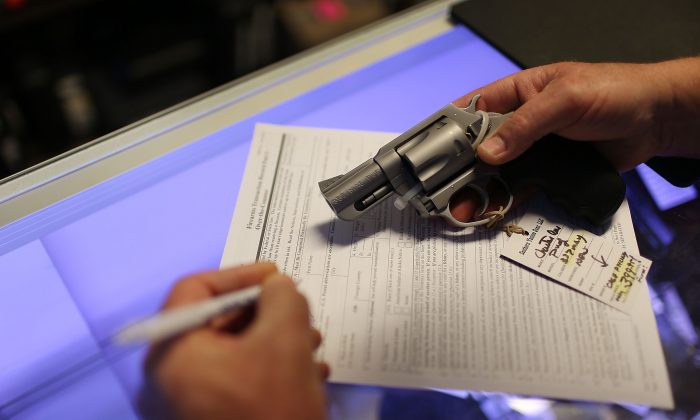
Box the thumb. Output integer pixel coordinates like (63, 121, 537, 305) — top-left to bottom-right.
(477, 86, 582, 164)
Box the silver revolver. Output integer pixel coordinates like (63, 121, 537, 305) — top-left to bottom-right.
(318, 95, 626, 228)
(318, 95, 511, 228)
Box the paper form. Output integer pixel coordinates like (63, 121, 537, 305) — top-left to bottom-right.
(221, 123, 672, 408)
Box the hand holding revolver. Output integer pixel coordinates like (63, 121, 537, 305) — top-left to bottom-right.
(458, 59, 700, 171)
(319, 92, 625, 230)
(320, 58, 700, 229)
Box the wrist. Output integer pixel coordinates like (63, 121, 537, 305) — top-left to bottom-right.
(651, 57, 700, 158)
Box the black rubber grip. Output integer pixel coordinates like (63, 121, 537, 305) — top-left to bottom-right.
(500, 134, 626, 227)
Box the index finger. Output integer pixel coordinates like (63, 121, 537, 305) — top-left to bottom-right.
(162, 262, 278, 310)
(452, 66, 555, 112)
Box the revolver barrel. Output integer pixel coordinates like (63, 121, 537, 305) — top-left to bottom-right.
(318, 158, 394, 221)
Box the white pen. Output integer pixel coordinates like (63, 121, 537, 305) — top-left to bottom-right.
(114, 284, 262, 345)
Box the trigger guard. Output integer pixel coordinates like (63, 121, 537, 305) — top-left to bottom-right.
(439, 207, 482, 229)
(439, 177, 514, 229)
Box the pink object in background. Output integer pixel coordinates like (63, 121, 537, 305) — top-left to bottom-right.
(313, 0, 348, 21)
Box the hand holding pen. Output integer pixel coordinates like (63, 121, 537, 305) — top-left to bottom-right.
(138, 263, 328, 420)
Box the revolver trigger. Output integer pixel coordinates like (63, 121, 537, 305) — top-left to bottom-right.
(465, 184, 490, 217)
(440, 177, 514, 229)
(440, 184, 489, 228)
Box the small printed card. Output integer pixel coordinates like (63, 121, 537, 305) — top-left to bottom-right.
(501, 212, 652, 314)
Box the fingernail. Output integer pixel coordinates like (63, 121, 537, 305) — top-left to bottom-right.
(479, 136, 506, 158)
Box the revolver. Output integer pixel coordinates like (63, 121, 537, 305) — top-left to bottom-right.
(318, 96, 626, 229)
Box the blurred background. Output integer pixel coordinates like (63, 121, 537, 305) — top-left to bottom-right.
(0, 0, 426, 178)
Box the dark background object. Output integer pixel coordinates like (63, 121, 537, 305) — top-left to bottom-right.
(450, 0, 700, 68)
(0, 0, 425, 178)
(501, 134, 625, 227)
